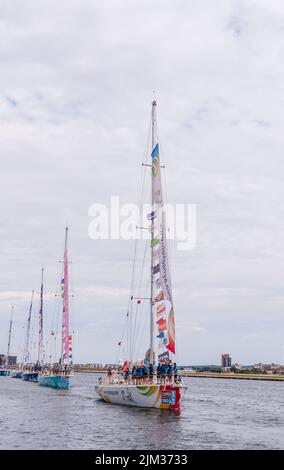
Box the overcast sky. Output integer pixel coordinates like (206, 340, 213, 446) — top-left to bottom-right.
(0, 0, 284, 365)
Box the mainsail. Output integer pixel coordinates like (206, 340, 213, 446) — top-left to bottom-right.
(124, 100, 176, 364)
(151, 141, 176, 360)
(61, 227, 72, 365)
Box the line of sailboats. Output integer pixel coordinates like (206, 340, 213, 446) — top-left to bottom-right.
(1, 100, 186, 411)
(0, 228, 73, 389)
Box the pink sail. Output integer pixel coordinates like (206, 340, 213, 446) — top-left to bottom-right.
(63, 227, 70, 365)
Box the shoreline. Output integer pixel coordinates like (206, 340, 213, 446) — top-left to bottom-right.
(73, 369, 284, 382)
(181, 372, 284, 381)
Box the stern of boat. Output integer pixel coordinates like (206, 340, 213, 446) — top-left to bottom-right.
(38, 374, 70, 389)
(0, 370, 10, 377)
(95, 383, 187, 411)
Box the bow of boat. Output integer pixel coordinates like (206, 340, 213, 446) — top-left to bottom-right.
(95, 382, 187, 411)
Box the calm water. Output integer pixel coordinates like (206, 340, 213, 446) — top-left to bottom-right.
(0, 373, 283, 450)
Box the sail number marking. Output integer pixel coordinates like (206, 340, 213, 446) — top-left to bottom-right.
(138, 454, 188, 466)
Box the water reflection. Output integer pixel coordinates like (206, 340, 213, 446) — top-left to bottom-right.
(0, 374, 283, 449)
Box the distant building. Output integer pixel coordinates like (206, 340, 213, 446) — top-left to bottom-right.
(0, 354, 17, 366)
(254, 363, 284, 374)
(221, 353, 231, 371)
(182, 367, 194, 373)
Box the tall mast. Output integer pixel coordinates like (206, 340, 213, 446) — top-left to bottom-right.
(62, 227, 70, 365)
(6, 306, 14, 367)
(24, 290, 34, 364)
(150, 99, 157, 364)
(38, 268, 44, 364)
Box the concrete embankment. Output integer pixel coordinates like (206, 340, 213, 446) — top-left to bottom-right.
(181, 372, 284, 381)
(74, 368, 284, 381)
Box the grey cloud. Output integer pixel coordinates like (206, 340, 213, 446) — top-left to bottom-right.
(0, 0, 283, 364)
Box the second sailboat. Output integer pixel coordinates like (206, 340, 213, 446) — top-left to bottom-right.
(38, 227, 73, 389)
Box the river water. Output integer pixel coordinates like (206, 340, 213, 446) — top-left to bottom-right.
(0, 373, 283, 449)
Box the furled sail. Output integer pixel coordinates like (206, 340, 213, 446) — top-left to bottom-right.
(38, 269, 44, 363)
(151, 143, 176, 360)
(62, 227, 71, 365)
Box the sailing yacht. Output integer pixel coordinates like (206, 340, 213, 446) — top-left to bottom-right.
(0, 307, 14, 377)
(95, 100, 186, 411)
(22, 270, 44, 382)
(0, 369, 10, 377)
(38, 227, 73, 389)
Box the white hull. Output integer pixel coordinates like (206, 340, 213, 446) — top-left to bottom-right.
(95, 383, 186, 411)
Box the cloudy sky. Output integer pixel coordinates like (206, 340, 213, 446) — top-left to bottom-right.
(0, 0, 284, 365)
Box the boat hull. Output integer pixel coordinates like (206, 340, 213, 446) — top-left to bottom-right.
(11, 370, 23, 379)
(22, 372, 38, 382)
(0, 370, 10, 376)
(95, 383, 186, 411)
(38, 375, 70, 389)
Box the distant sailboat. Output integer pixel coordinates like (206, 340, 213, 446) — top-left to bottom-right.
(95, 100, 186, 411)
(38, 227, 73, 389)
(12, 291, 35, 379)
(0, 369, 10, 377)
(0, 306, 14, 377)
(22, 271, 44, 382)
(10, 369, 23, 379)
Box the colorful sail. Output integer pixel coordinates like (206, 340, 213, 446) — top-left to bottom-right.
(62, 227, 70, 365)
(151, 143, 176, 359)
(68, 335, 73, 364)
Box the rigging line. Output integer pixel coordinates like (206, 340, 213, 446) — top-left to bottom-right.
(131, 235, 147, 352)
(125, 115, 152, 360)
(30, 314, 37, 362)
(127, 166, 146, 359)
(128, 230, 139, 360)
(115, 314, 128, 364)
(19, 323, 26, 364)
(131, 176, 151, 349)
(54, 292, 61, 362)
(53, 295, 61, 363)
(30, 296, 39, 363)
(116, 305, 129, 358)
(130, 151, 152, 358)
(130, 202, 151, 358)
(131, 235, 149, 358)
(51, 262, 63, 364)
(135, 276, 151, 361)
(51, 272, 60, 334)
(131, 158, 151, 291)
(133, 272, 150, 360)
